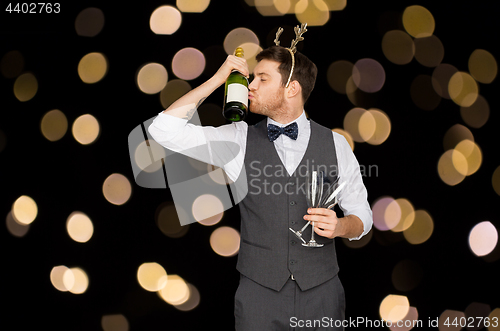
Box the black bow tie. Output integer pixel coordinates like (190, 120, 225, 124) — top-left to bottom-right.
(267, 122, 299, 142)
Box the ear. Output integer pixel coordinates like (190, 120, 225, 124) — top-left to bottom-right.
(286, 80, 301, 99)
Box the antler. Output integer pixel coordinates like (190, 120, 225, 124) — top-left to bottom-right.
(289, 23, 308, 53)
(274, 27, 284, 46)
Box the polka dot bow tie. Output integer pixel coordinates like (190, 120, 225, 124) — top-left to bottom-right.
(267, 122, 298, 142)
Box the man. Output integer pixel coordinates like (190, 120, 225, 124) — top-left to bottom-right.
(148, 40, 372, 330)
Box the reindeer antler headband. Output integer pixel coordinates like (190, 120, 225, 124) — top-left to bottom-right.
(274, 23, 308, 88)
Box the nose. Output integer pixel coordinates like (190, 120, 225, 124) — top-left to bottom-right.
(248, 78, 257, 91)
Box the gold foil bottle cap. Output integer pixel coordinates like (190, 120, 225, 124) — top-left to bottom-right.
(234, 47, 244, 58)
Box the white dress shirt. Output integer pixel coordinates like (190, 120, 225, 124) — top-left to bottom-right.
(148, 108, 373, 240)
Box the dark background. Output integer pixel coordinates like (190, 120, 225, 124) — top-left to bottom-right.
(1, 0, 498, 330)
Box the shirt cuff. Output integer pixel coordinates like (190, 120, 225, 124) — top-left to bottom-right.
(345, 209, 373, 241)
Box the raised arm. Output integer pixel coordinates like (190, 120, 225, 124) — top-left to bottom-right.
(163, 55, 250, 119)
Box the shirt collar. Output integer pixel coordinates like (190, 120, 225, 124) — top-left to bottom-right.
(267, 110, 307, 131)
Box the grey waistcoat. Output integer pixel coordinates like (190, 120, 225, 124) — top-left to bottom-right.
(236, 118, 339, 291)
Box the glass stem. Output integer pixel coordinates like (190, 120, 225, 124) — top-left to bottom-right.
(311, 221, 316, 241)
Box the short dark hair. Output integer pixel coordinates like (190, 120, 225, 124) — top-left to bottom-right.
(256, 45, 317, 104)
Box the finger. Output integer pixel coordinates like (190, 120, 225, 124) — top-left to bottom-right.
(308, 208, 336, 217)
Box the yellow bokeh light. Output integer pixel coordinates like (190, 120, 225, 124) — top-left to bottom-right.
(379, 294, 410, 322)
(454, 140, 482, 176)
(432, 63, 458, 99)
(66, 267, 89, 294)
(443, 124, 474, 151)
(332, 128, 354, 151)
(174, 283, 200, 311)
(460, 95, 489, 129)
(66, 211, 94, 243)
(176, 0, 210, 12)
(438, 310, 465, 331)
(390, 198, 415, 233)
(101, 314, 129, 331)
(403, 210, 433, 244)
(366, 109, 391, 145)
(72, 114, 100, 145)
(156, 202, 189, 239)
(438, 150, 466, 186)
(381, 30, 415, 65)
(343, 107, 368, 143)
(192, 194, 224, 225)
(150, 6, 182, 35)
(358, 110, 376, 142)
(324, 0, 346, 11)
(327, 60, 353, 94)
(75, 7, 105, 37)
(402, 5, 435, 38)
(372, 196, 397, 231)
(448, 72, 479, 107)
(160, 79, 192, 109)
(40, 109, 68, 142)
(223, 28, 260, 55)
(210, 226, 240, 257)
(102, 173, 132, 205)
(489, 308, 500, 331)
(50, 265, 71, 292)
(255, 0, 289, 16)
(172, 48, 206, 80)
(14, 72, 38, 102)
(414, 35, 444, 67)
(388, 306, 419, 331)
(137, 262, 168, 292)
(469, 221, 498, 257)
(493, 166, 500, 196)
(468, 49, 497, 84)
(12, 195, 37, 225)
(137, 63, 168, 95)
(6, 211, 30, 238)
(295, 0, 329, 26)
(158, 274, 190, 305)
(78, 52, 108, 84)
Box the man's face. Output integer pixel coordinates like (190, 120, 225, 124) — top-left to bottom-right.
(248, 59, 286, 117)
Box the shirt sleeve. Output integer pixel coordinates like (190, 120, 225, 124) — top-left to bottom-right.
(147, 106, 247, 182)
(332, 132, 373, 240)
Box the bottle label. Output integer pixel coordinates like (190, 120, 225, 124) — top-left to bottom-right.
(227, 83, 248, 107)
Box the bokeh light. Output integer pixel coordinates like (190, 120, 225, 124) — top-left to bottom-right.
(448, 71, 479, 107)
(438, 149, 466, 186)
(438, 310, 465, 331)
(12, 195, 37, 225)
(78, 52, 108, 84)
(192, 194, 224, 225)
(469, 221, 498, 256)
(66, 211, 94, 243)
(158, 274, 190, 305)
(155, 202, 189, 238)
(352, 58, 386, 93)
(460, 95, 489, 128)
(40, 109, 68, 142)
(388, 306, 419, 331)
(137, 262, 168, 292)
(432, 63, 458, 99)
(389, 198, 415, 233)
(210, 226, 240, 257)
(402, 5, 435, 38)
(67, 267, 89, 294)
(366, 109, 391, 145)
(403, 210, 433, 244)
(72, 114, 100, 145)
(443, 124, 474, 151)
(50, 265, 72, 292)
(160, 79, 192, 109)
(172, 48, 206, 80)
(414, 35, 444, 67)
(379, 294, 410, 322)
(13, 72, 38, 101)
(295, 0, 330, 26)
(137, 63, 168, 94)
(327, 60, 353, 94)
(177, 0, 210, 12)
(223, 27, 260, 55)
(6, 211, 30, 237)
(453, 139, 482, 176)
(325, 0, 346, 11)
(343, 107, 373, 143)
(174, 283, 200, 311)
(489, 308, 500, 331)
(134, 139, 166, 173)
(75, 7, 105, 37)
(255, 0, 289, 16)
(468, 49, 497, 84)
(493, 166, 500, 196)
(101, 314, 129, 331)
(381, 30, 415, 65)
(372, 196, 398, 231)
(150, 6, 182, 35)
(102, 173, 132, 205)
(1, 50, 24, 78)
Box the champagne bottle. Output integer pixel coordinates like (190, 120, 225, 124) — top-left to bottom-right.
(223, 47, 248, 122)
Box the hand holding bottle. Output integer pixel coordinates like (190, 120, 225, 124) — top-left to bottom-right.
(214, 53, 249, 86)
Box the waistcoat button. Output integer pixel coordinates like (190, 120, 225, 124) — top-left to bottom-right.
(290, 201, 296, 205)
